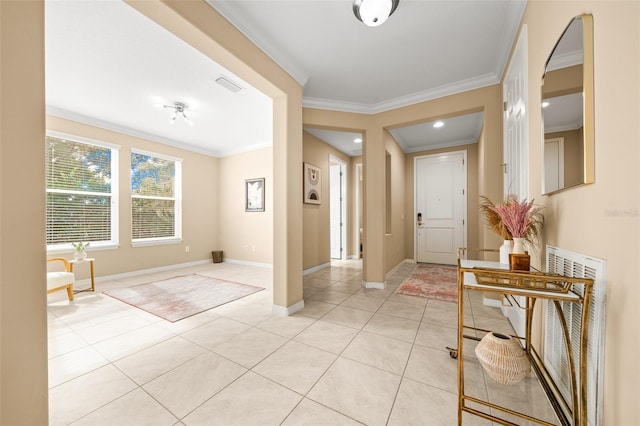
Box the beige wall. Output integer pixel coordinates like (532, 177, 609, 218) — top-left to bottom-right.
(46, 116, 219, 278)
(404, 143, 480, 261)
(518, 1, 639, 424)
(0, 2, 49, 423)
(543, 64, 583, 98)
(545, 128, 584, 188)
(384, 131, 406, 272)
(302, 131, 352, 270)
(219, 147, 273, 265)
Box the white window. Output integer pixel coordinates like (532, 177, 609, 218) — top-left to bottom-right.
(46, 132, 119, 251)
(131, 149, 182, 246)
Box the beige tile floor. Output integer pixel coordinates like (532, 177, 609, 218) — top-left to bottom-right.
(47, 259, 558, 425)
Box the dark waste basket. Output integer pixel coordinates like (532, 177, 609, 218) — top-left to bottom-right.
(212, 250, 223, 263)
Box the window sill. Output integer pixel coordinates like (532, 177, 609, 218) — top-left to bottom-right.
(131, 237, 182, 248)
(47, 242, 119, 256)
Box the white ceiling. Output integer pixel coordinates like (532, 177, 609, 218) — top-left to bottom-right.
(46, 0, 273, 157)
(45, 0, 527, 158)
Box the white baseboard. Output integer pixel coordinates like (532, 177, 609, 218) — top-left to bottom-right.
(93, 259, 212, 283)
(303, 262, 331, 275)
(223, 258, 273, 269)
(272, 300, 304, 316)
(404, 258, 417, 264)
(362, 281, 385, 289)
(483, 296, 503, 308)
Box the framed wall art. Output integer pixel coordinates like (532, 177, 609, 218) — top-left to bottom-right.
(303, 162, 321, 204)
(245, 178, 265, 212)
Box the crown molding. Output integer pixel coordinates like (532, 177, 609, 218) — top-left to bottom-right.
(205, 0, 309, 87)
(46, 106, 223, 157)
(546, 50, 583, 72)
(401, 138, 478, 154)
(304, 72, 500, 114)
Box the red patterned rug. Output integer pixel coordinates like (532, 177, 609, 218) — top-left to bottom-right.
(104, 274, 264, 322)
(396, 263, 458, 302)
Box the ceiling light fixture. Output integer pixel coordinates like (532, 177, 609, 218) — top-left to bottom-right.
(353, 0, 399, 27)
(433, 121, 444, 128)
(354, 137, 363, 144)
(164, 102, 193, 126)
(542, 101, 550, 108)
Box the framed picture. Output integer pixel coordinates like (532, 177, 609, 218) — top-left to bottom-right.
(303, 162, 321, 204)
(245, 178, 265, 212)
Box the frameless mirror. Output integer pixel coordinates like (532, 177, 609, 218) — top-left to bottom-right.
(542, 15, 594, 194)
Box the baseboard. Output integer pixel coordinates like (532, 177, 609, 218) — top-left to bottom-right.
(303, 262, 331, 275)
(272, 299, 304, 316)
(93, 259, 213, 283)
(404, 258, 417, 264)
(362, 281, 385, 289)
(483, 296, 503, 308)
(223, 258, 273, 269)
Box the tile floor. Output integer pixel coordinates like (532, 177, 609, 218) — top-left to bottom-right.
(47, 259, 558, 425)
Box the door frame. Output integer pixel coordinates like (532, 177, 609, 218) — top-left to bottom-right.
(329, 155, 347, 260)
(413, 150, 467, 262)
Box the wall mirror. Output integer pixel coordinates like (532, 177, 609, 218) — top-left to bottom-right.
(542, 14, 594, 194)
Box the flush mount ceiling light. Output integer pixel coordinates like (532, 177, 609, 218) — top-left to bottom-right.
(433, 121, 444, 128)
(354, 137, 363, 144)
(353, 0, 399, 27)
(164, 102, 193, 126)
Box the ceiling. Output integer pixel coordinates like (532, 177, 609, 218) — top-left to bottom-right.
(45, 0, 527, 158)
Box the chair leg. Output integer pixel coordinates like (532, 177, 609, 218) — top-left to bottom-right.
(66, 284, 74, 301)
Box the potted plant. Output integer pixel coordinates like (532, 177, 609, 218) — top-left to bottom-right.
(479, 196, 543, 264)
(71, 242, 89, 261)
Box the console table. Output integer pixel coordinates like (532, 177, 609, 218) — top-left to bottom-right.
(454, 248, 593, 426)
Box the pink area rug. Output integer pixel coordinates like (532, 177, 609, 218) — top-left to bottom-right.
(396, 263, 458, 303)
(104, 274, 264, 322)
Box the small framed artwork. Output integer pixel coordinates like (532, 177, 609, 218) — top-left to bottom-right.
(303, 162, 321, 204)
(245, 178, 265, 212)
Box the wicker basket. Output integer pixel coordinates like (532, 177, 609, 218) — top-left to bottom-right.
(475, 332, 531, 385)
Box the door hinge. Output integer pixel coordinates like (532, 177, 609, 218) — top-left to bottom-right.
(462, 189, 465, 195)
(503, 101, 508, 112)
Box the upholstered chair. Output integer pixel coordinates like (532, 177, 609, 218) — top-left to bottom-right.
(47, 257, 75, 301)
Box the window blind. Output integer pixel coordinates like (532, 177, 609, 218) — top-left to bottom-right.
(131, 151, 181, 241)
(46, 135, 115, 245)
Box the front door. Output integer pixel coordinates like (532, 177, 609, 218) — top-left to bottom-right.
(415, 152, 466, 265)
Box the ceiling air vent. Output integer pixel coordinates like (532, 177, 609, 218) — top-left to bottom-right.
(215, 75, 243, 93)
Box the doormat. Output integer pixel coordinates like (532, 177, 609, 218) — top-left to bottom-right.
(396, 263, 458, 303)
(104, 274, 264, 322)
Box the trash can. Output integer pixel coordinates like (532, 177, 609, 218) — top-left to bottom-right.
(211, 250, 223, 263)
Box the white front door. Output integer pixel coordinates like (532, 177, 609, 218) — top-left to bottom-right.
(415, 152, 466, 265)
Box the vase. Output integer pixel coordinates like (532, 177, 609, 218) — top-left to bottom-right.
(512, 237, 525, 254)
(74, 251, 87, 261)
(475, 332, 531, 385)
(499, 240, 512, 264)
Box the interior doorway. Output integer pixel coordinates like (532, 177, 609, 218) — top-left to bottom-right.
(414, 151, 467, 265)
(329, 155, 347, 260)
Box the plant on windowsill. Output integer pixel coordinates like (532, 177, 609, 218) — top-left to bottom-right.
(71, 242, 89, 261)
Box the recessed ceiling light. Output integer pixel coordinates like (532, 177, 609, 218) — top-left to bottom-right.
(433, 121, 444, 128)
(542, 101, 550, 108)
(354, 137, 362, 144)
